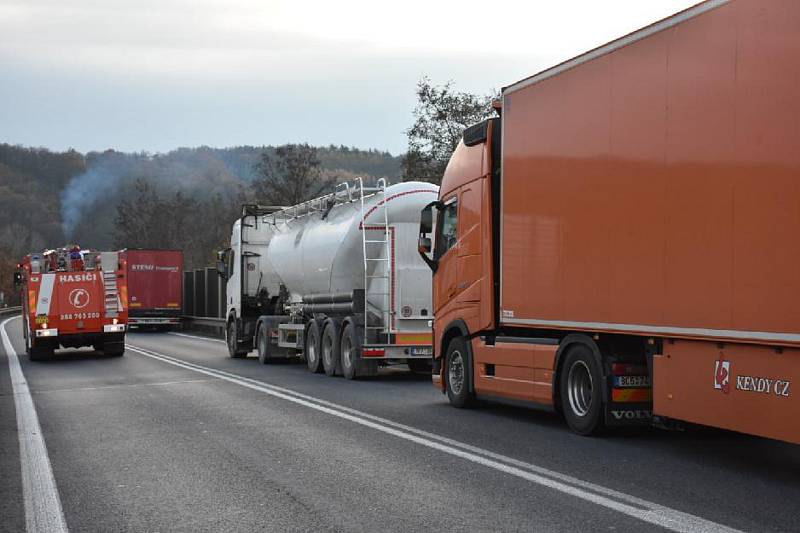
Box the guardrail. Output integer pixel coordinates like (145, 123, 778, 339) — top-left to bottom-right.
(181, 315, 225, 338)
(0, 306, 21, 318)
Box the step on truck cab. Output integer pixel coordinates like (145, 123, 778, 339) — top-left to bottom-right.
(15, 247, 128, 360)
(418, 0, 800, 444)
(219, 179, 439, 378)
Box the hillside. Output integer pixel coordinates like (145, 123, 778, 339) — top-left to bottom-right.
(0, 143, 402, 305)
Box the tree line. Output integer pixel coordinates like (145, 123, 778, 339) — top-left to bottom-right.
(0, 78, 495, 305)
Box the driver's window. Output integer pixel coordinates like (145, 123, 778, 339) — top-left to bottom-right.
(435, 199, 458, 260)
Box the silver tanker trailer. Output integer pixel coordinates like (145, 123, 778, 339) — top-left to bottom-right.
(218, 179, 439, 379)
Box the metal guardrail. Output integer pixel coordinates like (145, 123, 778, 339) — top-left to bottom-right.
(181, 315, 225, 338)
(0, 306, 21, 318)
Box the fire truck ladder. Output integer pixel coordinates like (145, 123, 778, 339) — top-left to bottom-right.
(359, 177, 391, 345)
(100, 252, 120, 318)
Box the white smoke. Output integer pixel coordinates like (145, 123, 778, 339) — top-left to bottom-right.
(60, 152, 136, 239)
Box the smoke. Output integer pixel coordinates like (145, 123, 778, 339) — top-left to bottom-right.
(60, 150, 138, 239)
(59, 148, 250, 241)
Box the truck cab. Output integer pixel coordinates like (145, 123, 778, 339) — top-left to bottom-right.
(419, 117, 501, 388)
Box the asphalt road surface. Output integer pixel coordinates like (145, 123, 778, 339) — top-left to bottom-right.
(2, 315, 799, 532)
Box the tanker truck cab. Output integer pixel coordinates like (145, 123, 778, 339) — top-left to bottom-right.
(223, 179, 440, 378)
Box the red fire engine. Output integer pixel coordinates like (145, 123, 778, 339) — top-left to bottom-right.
(14, 246, 128, 360)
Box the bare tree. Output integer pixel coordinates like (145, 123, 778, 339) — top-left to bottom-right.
(253, 144, 333, 206)
(402, 77, 497, 183)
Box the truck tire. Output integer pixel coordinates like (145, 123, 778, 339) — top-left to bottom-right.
(29, 341, 53, 362)
(104, 342, 125, 357)
(559, 344, 604, 436)
(227, 320, 248, 359)
(321, 319, 341, 377)
(305, 319, 323, 373)
(340, 322, 367, 380)
(408, 359, 432, 375)
(256, 324, 273, 365)
(445, 337, 474, 408)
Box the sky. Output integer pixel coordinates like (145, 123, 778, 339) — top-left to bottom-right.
(0, 0, 701, 155)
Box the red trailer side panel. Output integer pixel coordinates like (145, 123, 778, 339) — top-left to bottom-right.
(123, 250, 183, 318)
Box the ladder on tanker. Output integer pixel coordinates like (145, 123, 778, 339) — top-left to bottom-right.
(359, 177, 391, 345)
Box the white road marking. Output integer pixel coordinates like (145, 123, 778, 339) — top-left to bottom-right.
(129, 343, 741, 533)
(166, 331, 226, 344)
(1, 316, 68, 533)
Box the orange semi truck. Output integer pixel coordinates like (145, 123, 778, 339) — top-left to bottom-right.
(418, 0, 799, 444)
(15, 247, 128, 360)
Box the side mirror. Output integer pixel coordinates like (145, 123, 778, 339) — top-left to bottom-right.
(418, 203, 440, 273)
(13, 272, 23, 288)
(418, 237, 432, 254)
(216, 249, 230, 279)
(419, 203, 434, 234)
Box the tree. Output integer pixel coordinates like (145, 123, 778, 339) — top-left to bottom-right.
(402, 77, 497, 183)
(253, 143, 332, 206)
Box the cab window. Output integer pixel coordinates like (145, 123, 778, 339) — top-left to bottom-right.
(434, 199, 458, 260)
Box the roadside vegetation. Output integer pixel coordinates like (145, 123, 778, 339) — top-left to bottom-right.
(0, 78, 496, 305)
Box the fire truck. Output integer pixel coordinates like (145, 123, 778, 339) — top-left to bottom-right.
(15, 246, 128, 360)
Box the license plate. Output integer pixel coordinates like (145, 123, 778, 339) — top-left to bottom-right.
(614, 375, 650, 388)
(410, 347, 432, 357)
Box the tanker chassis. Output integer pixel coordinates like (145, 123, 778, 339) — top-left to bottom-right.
(220, 179, 439, 378)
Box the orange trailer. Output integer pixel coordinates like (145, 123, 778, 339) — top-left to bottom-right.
(418, 0, 800, 444)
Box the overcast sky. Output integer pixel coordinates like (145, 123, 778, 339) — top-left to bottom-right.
(1, 0, 700, 155)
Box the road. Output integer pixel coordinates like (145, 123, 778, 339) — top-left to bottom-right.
(2, 316, 799, 532)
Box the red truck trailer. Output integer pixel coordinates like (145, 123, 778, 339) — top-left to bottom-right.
(120, 249, 183, 330)
(419, 0, 800, 444)
(15, 247, 128, 360)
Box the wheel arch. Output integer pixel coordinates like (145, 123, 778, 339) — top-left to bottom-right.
(552, 333, 606, 412)
(440, 319, 475, 393)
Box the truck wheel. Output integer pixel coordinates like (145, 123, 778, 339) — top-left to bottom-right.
(340, 321, 378, 379)
(560, 344, 604, 436)
(408, 359, 432, 375)
(445, 337, 474, 408)
(256, 324, 272, 365)
(104, 342, 125, 357)
(29, 342, 53, 362)
(305, 320, 323, 373)
(227, 320, 247, 359)
(321, 320, 341, 377)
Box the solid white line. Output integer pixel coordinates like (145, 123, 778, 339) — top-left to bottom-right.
(1, 316, 68, 533)
(166, 332, 226, 344)
(129, 343, 740, 533)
